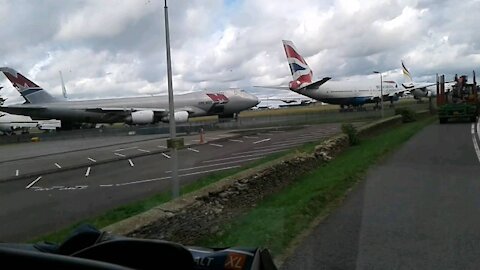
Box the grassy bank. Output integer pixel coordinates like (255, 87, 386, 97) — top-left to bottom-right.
(198, 117, 434, 256)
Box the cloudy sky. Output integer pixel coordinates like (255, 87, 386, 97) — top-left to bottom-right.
(0, 0, 479, 105)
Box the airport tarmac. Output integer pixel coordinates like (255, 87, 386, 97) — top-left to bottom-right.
(0, 123, 343, 242)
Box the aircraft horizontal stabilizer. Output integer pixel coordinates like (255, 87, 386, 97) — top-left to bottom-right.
(303, 77, 331, 89)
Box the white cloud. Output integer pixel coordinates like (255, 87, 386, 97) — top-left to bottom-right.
(0, 0, 479, 104)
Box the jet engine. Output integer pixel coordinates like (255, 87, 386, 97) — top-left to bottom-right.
(161, 111, 189, 123)
(426, 90, 434, 97)
(126, 110, 154, 125)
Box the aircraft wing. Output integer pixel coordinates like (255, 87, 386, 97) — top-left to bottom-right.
(0, 105, 47, 115)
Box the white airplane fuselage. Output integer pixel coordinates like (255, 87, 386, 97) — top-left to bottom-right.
(294, 80, 400, 106)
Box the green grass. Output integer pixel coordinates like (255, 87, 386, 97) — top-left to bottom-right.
(198, 117, 435, 256)
(30, 141, 312, 244)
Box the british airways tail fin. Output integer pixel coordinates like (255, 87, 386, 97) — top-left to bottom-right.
(282, 40, 330, 90)
(0, 67, 58, 104)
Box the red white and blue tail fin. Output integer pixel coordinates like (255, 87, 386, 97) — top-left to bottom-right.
(282, 40, 330, 91)
(0, 67, 58, 104)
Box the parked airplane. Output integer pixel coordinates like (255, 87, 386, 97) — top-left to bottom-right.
(0, 67, 259, 129)
(401, 60, 455, 100)
(0, 112, 60, 135)
(260, 40, 407, 110)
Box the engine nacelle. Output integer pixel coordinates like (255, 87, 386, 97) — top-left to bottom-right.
(126, 110, 155, 125)
(161, 111, 189, 123)
(289, 80, 302, 90)
(426, 90, 434, 97)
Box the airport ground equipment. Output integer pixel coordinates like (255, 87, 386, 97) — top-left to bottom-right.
(437, 73, 479, 124)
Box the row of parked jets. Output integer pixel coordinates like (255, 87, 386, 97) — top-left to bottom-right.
(0, 40, 449, 135)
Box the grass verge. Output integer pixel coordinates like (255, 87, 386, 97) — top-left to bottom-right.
(30, 144, 304, 243)
(197, 116, 435, 256)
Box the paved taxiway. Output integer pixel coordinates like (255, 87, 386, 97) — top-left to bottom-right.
(282, 119, 480, 270)
(0, 123, 343, 241)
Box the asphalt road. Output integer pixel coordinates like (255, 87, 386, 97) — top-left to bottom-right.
(0, 123, 342, 242)
(282, 119, 480, 270)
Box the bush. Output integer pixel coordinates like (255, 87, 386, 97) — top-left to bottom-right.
(395, 108, 416, 123)
(341, 123, 359, 145)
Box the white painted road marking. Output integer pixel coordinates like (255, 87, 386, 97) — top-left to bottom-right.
(54, 163, 62, 169)
(208, 137, 219, 140)
(114, 146, 138, 152)
(203, 152, 273, 163)
(243, 136, 259, 139)
(162, 153, 171, 159)
(187, 147, 200, 153)
(166, 157, 262, 173)
(85, 167, 91, 177)
(157, 145, 167, 149)
(209, 143, 223, 147)
(114, 153, 126, 158)
(15, 170, 19, 177)
(477, 118, 480, 142)
(229, 139, 244, 143)
(233, 146, 291, 156)
(100, 184, 113, 187)
(473, 123, 480, 164)
(26, 176, 42, 189)
(128, 159, 134, 167)
(87, 157, 96, 163)
(115, 165, 241, 186)
(253, 138, 271, 144)
(137, 149, 151, 153)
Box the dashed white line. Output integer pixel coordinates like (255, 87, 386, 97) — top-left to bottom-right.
(137, 149, 151, 153)
(128, 159, 134, 167)
(229, 139, 244, 143)
(26, 176, 42, 189)
(15, 170, 19, 177)
(157, 145, 167, 149)
(114, 153, 126, 158)
(87, 157, 96, 163)
(472, 124, 475, 134)
(208, 137, 219, 140)
(253, 138, 271, 144)
(217, 134, 231, 138)
(54, 163, 62, 169)
(162, 153, 171, 159)
(209, 143, 223, 147)
(187, 147, 200, 153)
(243, 136, 259, 139)
(85, 167, 91, 177)
(100, 184, 113, 187)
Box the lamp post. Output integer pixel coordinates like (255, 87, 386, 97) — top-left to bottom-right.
(164, 0, 182, 198)
(373, 71, 384, 118)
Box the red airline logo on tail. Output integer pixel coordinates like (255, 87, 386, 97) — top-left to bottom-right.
(206, 93, 229, 104)
(3, 72, 39, 90)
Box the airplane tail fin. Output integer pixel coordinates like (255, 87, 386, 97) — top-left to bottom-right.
(59, 70, 68, 99)
(0, 67, 58, 104)
(282, 40, 313, 84)
(401, 60, 413, 83)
